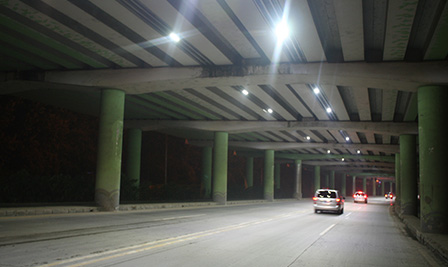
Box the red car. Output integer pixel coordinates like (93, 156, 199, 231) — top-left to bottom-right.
(353, 191, 368, 203)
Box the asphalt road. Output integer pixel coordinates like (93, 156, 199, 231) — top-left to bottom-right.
(0, 197, 445, 267)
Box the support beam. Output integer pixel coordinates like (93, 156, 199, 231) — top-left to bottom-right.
(400, 135, 418, 216)
(95, 89, 125, 211)
(264, 150, 275, 202)
(201, 146, 212, 199)
(418, 85, 448, 233)
(213, 132, 228, 205)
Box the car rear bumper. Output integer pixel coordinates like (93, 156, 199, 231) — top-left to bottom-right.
(314, 204, 341, 211)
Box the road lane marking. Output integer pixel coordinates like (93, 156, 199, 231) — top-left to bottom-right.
(39, 210, 307, 267)
(319, 224, 336, 236)
(345, 212, 352, 218)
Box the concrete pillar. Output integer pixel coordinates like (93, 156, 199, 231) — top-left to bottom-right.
(330, 171, 335, 188)
(314, 165, 320, 192)
(264, 150, 275, 201)
(95, 89, 125, 211)
(363, 178, 367, 193)
(372, 178, 376, 196)
(418, 86, 448, 233)
(213, 132, 228, 205)
(341, 173, 346, 196)
(352, 176, 356, 193)
(245, 157, 254, 189)
(381, 181, 385, 196)
(293, 159, 302, 199)
(201, 146, 212, 199)
(325, 173, 329, 188)
(125, 128, 142, 189)
(400, 134, 418, 216)
(275, 163, 281, 190)
(395, 153, 401, 205)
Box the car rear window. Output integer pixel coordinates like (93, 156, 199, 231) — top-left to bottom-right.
(316, 191, 336, 198)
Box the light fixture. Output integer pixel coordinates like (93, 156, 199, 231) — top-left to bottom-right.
(242, 89, 249, 96)
(275, 19, 289, 43)
(267, 108, 273, 114)
(342, 157, 345, 161)
(313, 87, 320, 94)
(327, 149, 331, 154)
(306, 136, 311, 140)
(345, 136, 350, 142)
(326, 107, 332, 113)
(357, 149, 361, 154)
(169, 32, 180, 43)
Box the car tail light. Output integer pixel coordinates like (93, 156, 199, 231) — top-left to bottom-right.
(353, 194, 356, 198)
(312, 197, 318, 201)
(385, 194, 387, 197)
(336, 198, 341, 202)
(364, 195, 367, 199)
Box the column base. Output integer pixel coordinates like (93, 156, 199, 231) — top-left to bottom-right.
(95, 188, 120, 211)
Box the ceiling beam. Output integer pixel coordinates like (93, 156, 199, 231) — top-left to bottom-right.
(125, 120, 417, 135)
(31, 61, 448, 94)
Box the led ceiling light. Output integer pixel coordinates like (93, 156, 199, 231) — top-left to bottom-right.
(327, 149, 331, 154)
(357, 149, 361, 154)
(326, 107, 332, 113)
(275, 19, 289, 42)
(345, 136, 350, 142)
(342, 158, 345, 161)
(306, 136, 311, 140)
(169, 32, 180, 42)
(313, 88, 320, 94)
(242, 89, 249, 96)
(267, 108, 273, 114)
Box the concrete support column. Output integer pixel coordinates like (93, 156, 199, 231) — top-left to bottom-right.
(201, 146, 212, 199)
(418, 86, 448, 233)
(363, 178, 367, 193)
(95, 89, 125, 211)
(352, 176, 356, 193)
(245, 157, 254, 189)
(293, 160, 302, 199)
(275, 163, 281, 190)
(125, 128, 142, 190)
(330, 171, 335, 189)
(213, 132, 228, 205)
(395, 153, 401, 205)
(264, 150, 275, 201)
(400, 134, 418, 216)
(341, 173, 346, 196)
(324, 174, 329, 188)
(381, 181, 385, 196)
(372, 178, 376, 196)
(314, 166, 320, 192)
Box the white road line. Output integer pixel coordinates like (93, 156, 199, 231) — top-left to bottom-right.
(319, 224, 336, 236)
(345, 212, 352, 217)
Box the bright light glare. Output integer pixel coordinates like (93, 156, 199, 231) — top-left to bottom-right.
(326, 107, 332, 113)
(313, 88, 320, 94)
(342, 158, 345, 161)
(345, 136, 350, 141)
(275, 20, 289, 42)
(169, 33, 180, 42)
(357, 149, 361, 154)
(306, 136, 311, 140)
(242, 89, 249, 96)
(327, 149, 331, 154)
(267, 108, 273, 114)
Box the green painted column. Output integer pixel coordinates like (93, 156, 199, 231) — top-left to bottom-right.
(418, 86, 448, 233)
(363, 178, 367, 193)
(352, 176, 356, 193)
(395, 153, 401, 206)
(400, 134, 418, 216)
(293, 159, 302, 199)
(381, 181, 385, 196)
(201, 146, 212, 199)
(125, 128, 142, 190)
(213, 132, 228, 205)
(275, 162, 281, 190)
(341, 173, 346, 196)
(246, 157, 254, 189)
(95, 89, 125, 211)
(314, 165, 321, 192)
(264, 150, 275, 201)
(372, 178, 376, 196)
(330, 171, 335, 189)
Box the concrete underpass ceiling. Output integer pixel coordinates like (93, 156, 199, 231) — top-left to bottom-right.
(1, 0, 448, 176)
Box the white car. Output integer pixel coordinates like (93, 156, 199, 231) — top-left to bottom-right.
(353, 191, 368, 203)
(313, 189, 345, 214)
